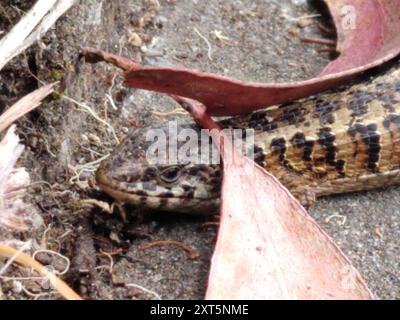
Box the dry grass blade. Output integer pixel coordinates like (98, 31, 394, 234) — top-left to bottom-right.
(0, 0, 77, 71)
(0, 82, 57, 133)
(0, 243, 82, 300)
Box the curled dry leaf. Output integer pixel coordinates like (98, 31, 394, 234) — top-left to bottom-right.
(209, 159, 373, 299)
(174, 97, 373, 299)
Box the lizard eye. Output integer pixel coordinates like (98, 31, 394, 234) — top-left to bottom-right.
(160, 166, 181, 183)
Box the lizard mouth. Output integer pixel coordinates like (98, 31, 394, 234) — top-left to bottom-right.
(96, 173, 220, 214)
(96, 166, 219, 200)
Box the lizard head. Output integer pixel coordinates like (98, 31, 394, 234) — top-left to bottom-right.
(96, 125, 222, 214)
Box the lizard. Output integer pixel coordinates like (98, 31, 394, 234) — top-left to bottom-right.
(95, 60, 400, 214)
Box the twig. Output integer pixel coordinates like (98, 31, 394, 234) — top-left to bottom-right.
(68, 153, 110, 184)
(0, 243, 82, 300)
(317, 22, 336, 36)
(43, 136, 57, 158)
(139, 240, 199, 260)
(41, 223, 54, 247)
(105, 94, 118, 111)
(106, 72, 118, 112)
(99, 248, 123, 257)
(200, 221, 220, 230)
(282, 13, 321, 22)
(0, 241, 31, 276)
(0, 275, 47, 281)
(125, 283, 162, 300)
(317, 47, 337, 53)
(299, 36, 336, 46)
(325, 214, 347, 226)
(375, 227, 384, 240)
(213, 30, 230, 44)
(81, 199, 114, 214)
(194, 27, 213, 61)
(98, 250, 114, 273)
(152, 108, 188, 117)
(32, 249, 71, 275)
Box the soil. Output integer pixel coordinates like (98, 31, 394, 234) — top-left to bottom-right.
(0, 0, 398, 300)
